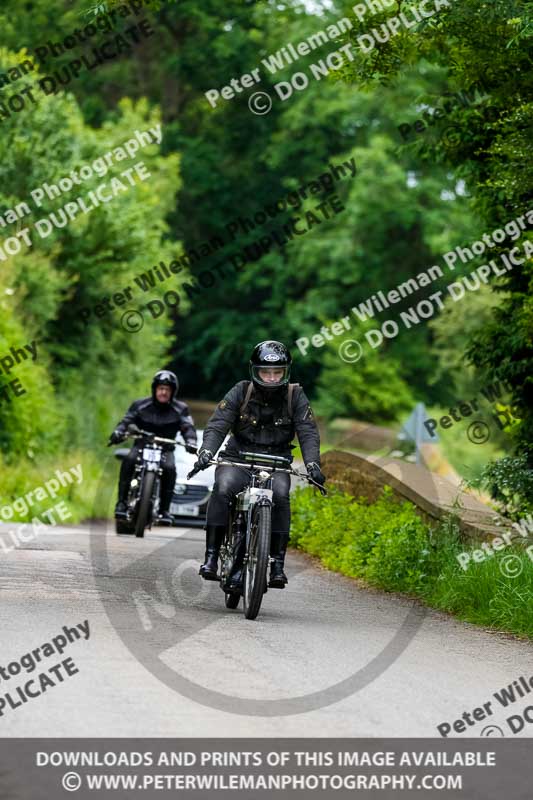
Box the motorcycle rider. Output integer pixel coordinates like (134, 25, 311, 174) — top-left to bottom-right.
(109, 370, 197, 524)
(194, 341, 325, 589)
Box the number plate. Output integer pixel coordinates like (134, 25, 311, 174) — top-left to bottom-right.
(249, 487, 273, 503)
(172, 504, 200, 517)
(143, 447, 161, 463)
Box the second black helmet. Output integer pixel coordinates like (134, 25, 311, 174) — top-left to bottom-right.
(152, 369, 178, 402)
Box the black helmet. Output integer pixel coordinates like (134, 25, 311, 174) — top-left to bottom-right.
(152, 369, 178, 403)
(249, 341, 292, 391)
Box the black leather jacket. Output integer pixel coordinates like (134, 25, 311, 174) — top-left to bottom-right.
(114, 397, 197, 445)
(201, 381, 320, 465)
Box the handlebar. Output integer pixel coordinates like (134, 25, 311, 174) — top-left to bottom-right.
(129, 432, 178, 446)
(187, 457, 327, 495)
(108, 425, 197, 451)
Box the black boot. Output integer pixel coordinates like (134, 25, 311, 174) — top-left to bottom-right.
(269, 533, 289, 588)
(157, 485, 174, 526)
(114, 478, 130, 519)
(199, 525, 225, 580)
(114, 501, 128, 519)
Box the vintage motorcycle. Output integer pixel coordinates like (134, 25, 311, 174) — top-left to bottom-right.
(189, 450, 326, 620)
(113, 424, 188, 538)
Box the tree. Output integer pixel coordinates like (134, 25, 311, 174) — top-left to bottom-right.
(314, 325, 415, 422)
(338, 0, 533, 463)
(0, 46, 185, 456)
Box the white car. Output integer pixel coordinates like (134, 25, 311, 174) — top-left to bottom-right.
(114, 429, 222, 528)
(170, 430, 218, 526)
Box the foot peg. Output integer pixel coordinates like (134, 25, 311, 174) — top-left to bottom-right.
(224, 582, 242, 594)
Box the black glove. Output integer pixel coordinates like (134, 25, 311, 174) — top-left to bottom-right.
(185, 442, 197, 455)
(194, 449, 213, 471)
(307, 462, 326, 494)
(108, 429, 125, 446)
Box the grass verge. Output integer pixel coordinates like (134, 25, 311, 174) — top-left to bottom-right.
(0, 451, 115, 524)
(290, 486, 533, 638)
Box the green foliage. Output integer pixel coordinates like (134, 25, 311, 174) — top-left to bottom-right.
(471, 455, 533, 520)
(428, 284, 503, 398)
(0, 451, 110, 522)
(339, 0, 533, 460)
(314, 327, 415, 423)
(0, 47, 186, 459)
(291, 485, 439, 592)
(430, 542, 533, 637)
(291, 486, 533, 637)
(429, 413, 505, 485)
(11, 0, 473, 405)
(0, 0, 527, 492)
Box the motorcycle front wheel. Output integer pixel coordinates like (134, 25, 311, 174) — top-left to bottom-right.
(243, 504, 271, 620)
(134, 471, 156, 538)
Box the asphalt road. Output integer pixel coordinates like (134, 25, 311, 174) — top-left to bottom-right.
(1, 520, 532, 738)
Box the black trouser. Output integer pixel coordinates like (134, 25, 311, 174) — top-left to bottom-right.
(206, 464, 291, 535)
(118, 443, 176, 508)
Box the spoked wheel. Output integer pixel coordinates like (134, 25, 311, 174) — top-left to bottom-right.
(224, 592, 240, 609)
(134, 471, 155, 538)
(243, 504, 271, 620)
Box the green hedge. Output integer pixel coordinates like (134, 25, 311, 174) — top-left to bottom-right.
(0, 451, 114, 525)
(290, 486, 533, 638)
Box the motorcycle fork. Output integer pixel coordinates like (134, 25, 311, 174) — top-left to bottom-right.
(243, 477, 273, 566)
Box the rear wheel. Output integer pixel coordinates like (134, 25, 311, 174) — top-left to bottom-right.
(134, 471, 156, 538)
(243, 504, 271, 620)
